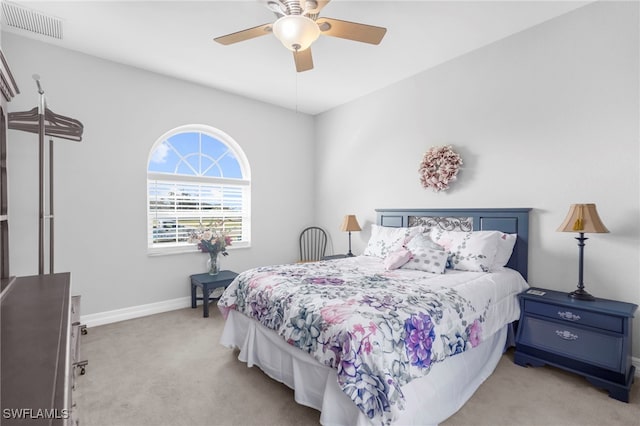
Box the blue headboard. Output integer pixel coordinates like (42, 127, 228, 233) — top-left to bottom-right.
(376, 208, 531, 280)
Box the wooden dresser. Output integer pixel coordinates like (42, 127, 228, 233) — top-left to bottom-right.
(1, 273, 86, 425)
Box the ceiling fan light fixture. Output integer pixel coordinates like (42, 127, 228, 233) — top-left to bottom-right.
(272, 15, 320, 51)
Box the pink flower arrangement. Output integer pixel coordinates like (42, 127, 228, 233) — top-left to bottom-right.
(419, 145, 463, 192)
(188, 222, 232, 256)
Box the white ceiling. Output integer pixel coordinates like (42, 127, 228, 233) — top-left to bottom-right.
(1, 0, 590, 115)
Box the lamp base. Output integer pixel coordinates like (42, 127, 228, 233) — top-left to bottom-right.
(568, 288, 596, 301)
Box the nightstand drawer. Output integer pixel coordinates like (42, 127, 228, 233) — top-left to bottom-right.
(524, 300, 623, 333)
(519, 316, 623, 371)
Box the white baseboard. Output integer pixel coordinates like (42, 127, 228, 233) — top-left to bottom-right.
(80, 296, 192, 328)
(634, 357, 640, 377)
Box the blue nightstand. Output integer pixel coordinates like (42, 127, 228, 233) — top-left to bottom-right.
(190, 270, 238, 317)
(514, 287, 637, 402)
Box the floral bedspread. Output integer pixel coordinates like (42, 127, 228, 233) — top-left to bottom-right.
(218, 257, 525, 425)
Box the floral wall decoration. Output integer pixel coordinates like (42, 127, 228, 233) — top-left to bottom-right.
(419, 145, 463, 192)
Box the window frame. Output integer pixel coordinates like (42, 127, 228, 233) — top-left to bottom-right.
(146, 124, 251, 256)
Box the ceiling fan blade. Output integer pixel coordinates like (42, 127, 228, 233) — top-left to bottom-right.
(293, 48, 314, 72)
(214, 23, 273, 45)
(316, 17, 387, 45)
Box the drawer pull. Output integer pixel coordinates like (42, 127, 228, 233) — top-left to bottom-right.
(555, 330, 578, 341)
(557, 311, 581, 321)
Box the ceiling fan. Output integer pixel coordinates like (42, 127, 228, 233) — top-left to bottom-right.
(214, 0, 387, 72)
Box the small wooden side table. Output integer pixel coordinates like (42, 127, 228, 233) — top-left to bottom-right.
(190, 270, 238, 317)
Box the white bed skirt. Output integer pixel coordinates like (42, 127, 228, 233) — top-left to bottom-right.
(220, 309, 507, 425)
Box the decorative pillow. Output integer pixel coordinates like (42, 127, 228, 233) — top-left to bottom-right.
(493, 233, 517, 270)
(401, 246, 448, 274)
(383, 247, 413, 270)
(429, 229, 500, 272)
(405, 232, 442, 252)
(363, 225, 420, 258)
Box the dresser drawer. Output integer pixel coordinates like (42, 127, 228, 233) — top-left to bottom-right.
(68, 400, 80, 426)
(519, 316, 623, 371)
(523, 300, 623, 333)
(70, 323, 79, 364)
(71, 295, 81, 324)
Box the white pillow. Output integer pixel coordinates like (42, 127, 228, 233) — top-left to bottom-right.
(493, 233, 517, 269)
(429, 229, 500, 272)
(363, 225, 419, 258)
(401, 245, 448, 274)
(405, 232, 442, 252)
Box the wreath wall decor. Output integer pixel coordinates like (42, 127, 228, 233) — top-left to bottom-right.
(419, 145, 463, 192)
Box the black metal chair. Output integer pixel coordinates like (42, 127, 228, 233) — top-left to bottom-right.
(299, 226, 328, 262)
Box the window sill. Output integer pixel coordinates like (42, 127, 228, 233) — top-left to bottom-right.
(147, 243, 250, 257)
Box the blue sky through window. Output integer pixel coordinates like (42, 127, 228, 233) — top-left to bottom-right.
(149, 132, 242, 179)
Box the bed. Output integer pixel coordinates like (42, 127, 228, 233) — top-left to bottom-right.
(218, 208, 531, 425)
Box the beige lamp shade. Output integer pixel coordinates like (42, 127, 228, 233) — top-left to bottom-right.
(340, 215, 362, 232)
(557, 204, 609, 233)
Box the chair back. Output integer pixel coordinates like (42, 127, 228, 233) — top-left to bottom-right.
(299, 226, 327, 262)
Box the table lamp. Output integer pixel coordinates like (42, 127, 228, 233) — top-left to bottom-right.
(340, 215, 361, 257)
(557, 203, 609, 301)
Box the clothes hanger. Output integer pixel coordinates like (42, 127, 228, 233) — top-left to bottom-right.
(7, 74, 83, 142)
(44, 108, 83, 141)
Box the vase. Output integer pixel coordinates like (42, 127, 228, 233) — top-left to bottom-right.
(207, 252, 220, 275)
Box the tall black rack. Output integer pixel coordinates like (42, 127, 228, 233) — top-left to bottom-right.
(7, 74, 83, 274)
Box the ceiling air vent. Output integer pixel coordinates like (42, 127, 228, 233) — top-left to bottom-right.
(1, 1, 62, 40)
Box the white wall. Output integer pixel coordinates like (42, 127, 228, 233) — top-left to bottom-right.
(315, 1, 640, 356)
(3, 33, 315, 316)
(3, 2, 639, 358)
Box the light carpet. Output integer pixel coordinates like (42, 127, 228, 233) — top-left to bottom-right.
(75, 306, 639, 426)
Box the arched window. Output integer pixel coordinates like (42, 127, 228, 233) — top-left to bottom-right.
(147, 125, 250, 253)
